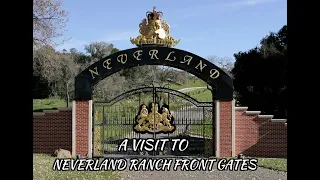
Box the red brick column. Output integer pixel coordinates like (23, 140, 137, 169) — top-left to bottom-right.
(74, 100, 89, 157)
(219, 101, 232, 157)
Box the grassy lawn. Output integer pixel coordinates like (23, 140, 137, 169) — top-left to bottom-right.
(189, 120, 213, 137)
(110, 94, 192, 110)
(33, 154, 121, 180)
(33, 98, 68, 111)
(103, 125, 133, 139)
(168, 79, 207, 90)
(185, 88, 212, 102)
(257, 158, 287, 172)
(33, 79, 208, 112)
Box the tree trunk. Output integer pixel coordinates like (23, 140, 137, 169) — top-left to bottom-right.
(66, 82, 69, 107)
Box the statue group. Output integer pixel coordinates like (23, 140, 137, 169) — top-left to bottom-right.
(134, 103, 175, 133)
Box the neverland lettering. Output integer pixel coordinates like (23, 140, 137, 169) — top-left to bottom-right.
(87, 48, 220, 80)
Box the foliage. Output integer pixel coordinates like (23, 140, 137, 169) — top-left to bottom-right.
(93, 72, 128, 101)
(207, 56, 234, 77)
(232, 25, 287, 118)
(33, 75, 51, 99)
(57, 53, 79, 99)
(33, 45, 61, 83)
(33, 0, 69, 48)
(79, 41, 117, 71)
(33, 46, 79, 100)
(120, 66, 188, 89)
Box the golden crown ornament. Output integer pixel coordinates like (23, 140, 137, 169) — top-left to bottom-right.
(130, 6, 181, 48)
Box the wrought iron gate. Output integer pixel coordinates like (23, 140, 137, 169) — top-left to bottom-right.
(93, 87, 214, 158)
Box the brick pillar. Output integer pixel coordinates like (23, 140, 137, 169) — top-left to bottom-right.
(219, 101, 233, 157)
(72, 100, 92, 157)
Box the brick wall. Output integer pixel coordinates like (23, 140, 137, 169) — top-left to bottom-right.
(235, 108, 287, 158)
(75, 101, 89, 156)
(219, 101, 232, 157)
(33, 101, 287, 158)
(33, 109, 72, 154)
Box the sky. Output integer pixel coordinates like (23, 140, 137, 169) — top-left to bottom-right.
(57, 0, 287, 60)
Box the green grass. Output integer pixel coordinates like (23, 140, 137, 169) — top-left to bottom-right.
(185, 89, 212, 102)
(33, 154, 120, 180)
(257, 158, 287, 172)
(169, 79, 207, 90)
(94, 106, 135, 144)
(189, 120, 213, 137)
(104, 143, 119, 150)
(33, 98, 69, 111)
(94, 105, 137, 123)
(102, 125, 133, 139)
(33, 79, 208, 112)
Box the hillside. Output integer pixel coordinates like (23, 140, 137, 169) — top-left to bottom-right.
(33, 78, 211, 111)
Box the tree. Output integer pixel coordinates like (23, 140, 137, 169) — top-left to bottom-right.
(76, 41, 117, 72)
(33, 46, 80, 102)
(93, 74, 127, 101)
(231, 25, 287, 118)
(33, 0, 69, 48)
(120, 65, 187, 89)
(57, 53, 79, 106)
(111, 48, 120, 54)
(32, 39, 123, 102)
(84, 41, 115, 63)
(33, 0, 69, 98)
(78, 41, 127, 101)
(33, 75, 51, 99)
(33, 45, 61, 86)
(260, 25, 287, 57)
(207, 56, 234, 77)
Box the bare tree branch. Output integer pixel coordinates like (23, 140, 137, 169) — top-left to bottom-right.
(33, 0, 69, 48)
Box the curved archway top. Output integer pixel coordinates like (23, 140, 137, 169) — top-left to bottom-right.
(75, 46, 233, 101)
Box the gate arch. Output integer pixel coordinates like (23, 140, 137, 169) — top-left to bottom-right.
(75, 46, 233, 101)
(73, 46, 234, 158)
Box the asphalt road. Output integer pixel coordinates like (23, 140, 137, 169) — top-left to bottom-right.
(177, 87, 207, 93)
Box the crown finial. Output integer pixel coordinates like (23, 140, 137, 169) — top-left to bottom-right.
(130, 6, 180, 48)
